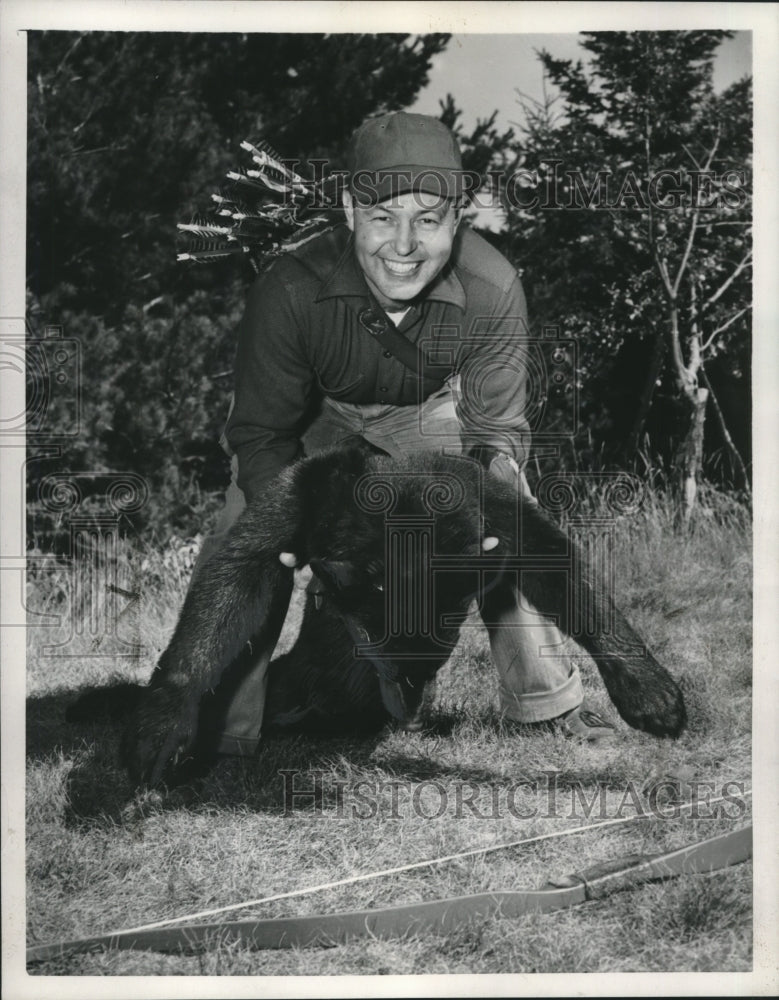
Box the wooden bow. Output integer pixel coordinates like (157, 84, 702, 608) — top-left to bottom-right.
(27, 823, 751, 963)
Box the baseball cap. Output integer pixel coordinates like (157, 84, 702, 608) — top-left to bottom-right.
(347, 112, 465, 205)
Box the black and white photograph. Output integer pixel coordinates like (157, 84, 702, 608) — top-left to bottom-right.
(1, 2, 777, 996)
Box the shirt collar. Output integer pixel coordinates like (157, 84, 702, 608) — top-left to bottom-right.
(316, 230, 466, 311)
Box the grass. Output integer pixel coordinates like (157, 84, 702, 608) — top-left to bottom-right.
(23, 482, 753, 977)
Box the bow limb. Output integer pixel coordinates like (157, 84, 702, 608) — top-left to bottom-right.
(26, 885, 584, 961)
(27, 825, 751, 963)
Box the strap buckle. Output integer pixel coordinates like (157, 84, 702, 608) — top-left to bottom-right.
(358, 307, 388, 337)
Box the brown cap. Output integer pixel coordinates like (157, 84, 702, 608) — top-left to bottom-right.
(347, 112, 464, 205)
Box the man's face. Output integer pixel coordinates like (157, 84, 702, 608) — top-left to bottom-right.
(343, 189, 461, 311)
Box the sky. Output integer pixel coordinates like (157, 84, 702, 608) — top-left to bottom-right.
(409, 31, 752, 229)
(411, 32, 753, 133)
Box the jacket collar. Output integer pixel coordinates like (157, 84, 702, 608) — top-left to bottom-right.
(315, 228, 466, 311)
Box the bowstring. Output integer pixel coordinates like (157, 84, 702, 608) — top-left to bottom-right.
(106, 788, 752, 937)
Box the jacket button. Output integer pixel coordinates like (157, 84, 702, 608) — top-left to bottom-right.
(383, 350, 392, 358)
(379, 386, 388, 393)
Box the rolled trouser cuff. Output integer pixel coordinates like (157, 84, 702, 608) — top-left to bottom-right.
(499, 663, 584, 724)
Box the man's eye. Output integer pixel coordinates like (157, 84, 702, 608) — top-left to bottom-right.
(418, 216, 440, 227)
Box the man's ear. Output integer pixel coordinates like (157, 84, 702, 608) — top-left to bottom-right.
(342, 188, 355, 232)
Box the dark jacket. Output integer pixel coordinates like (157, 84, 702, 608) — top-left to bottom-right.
(226, 224, 531, 502)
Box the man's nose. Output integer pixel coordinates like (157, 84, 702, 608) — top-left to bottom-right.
(392, 220, 418, 256)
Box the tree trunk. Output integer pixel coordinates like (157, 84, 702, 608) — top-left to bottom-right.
(674, 385, 709, 526)
(628, 327, 666, 457)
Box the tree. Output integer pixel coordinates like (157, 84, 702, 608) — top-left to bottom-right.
(500, 32, 751, 518)
(27, 31, 450, 321)
(26, 31, 450, 539)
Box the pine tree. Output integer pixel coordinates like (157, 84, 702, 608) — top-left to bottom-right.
(26, 31, 450, 538)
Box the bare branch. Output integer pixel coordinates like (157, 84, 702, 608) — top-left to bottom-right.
(670, 134, 721, 298)
(514, 87, 553, 113)
(672, 211, 699, 298)
(683, 132, 720, 173)
(700, 305, 751, 352)
(701, 250, 753, 312)
(654, 251, 675, 302)
(54, 33, 87, 78)
(644, 113, 656, 251)
(682, 143, 703, 171)
(703, 133, 721, 172)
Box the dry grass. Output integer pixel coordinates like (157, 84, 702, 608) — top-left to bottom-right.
(24, 484, 753, 976)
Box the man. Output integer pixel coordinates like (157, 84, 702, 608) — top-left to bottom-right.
(197, 112, 614, 754)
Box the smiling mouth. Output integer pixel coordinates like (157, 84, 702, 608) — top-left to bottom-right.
(381, 259, 423, 276)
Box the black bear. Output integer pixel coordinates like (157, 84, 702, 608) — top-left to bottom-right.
(119, 449, 686, 787)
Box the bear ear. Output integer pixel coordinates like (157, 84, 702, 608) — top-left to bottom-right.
(310, 558, 360, 591)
